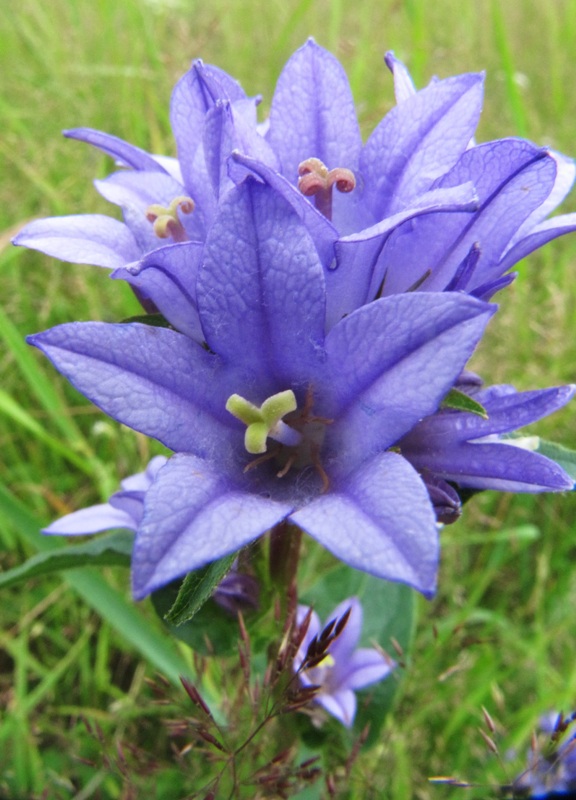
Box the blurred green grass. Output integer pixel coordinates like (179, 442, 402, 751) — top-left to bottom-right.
(1, 0, 576, 797)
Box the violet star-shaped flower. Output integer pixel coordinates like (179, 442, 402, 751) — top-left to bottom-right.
(253, 40, 576, 319)
(294, 597, 395, 728)
(12, 60, 277, 292)
(28, 179, 499, 600)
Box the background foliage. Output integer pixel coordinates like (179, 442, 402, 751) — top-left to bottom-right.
(1, 0, 576, 797)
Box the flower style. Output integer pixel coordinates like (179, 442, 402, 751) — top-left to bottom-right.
(28, 179, 507, 600)
(294, 597, 395, 728)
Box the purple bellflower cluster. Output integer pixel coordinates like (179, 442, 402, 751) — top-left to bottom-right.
(17, 42, 575, 607)
(294, 598, 395, 727)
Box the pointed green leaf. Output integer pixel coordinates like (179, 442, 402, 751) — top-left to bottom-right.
(0, 530, 132, 589)
(121, 312, 172, 328)
(164, 552, 238, 625)
(441, 387, 488, 418)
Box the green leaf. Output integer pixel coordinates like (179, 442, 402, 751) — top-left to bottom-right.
(121, 312, 172, 328)
(300, 565, 416, 747)
(151, 581, 241, 657)
(0, 530, 132, 589)
(534, 438, 576, 482)
(164, 553, 238, 625)
(441, 387, 488, 418)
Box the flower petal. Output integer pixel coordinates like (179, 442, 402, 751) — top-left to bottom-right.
(13, 215, 140, 269)
(228, 152, 338, 269)
(267, 39, 362, 183)
(378, 140, 557, 294)
(317, 689, 357, 728)
(198, 180, 326, 388)
(361, 71, 484, 217)
(64, 127, 167, 173)
(113, 242, 204, 341)
(384, 51, 417, 104)
(324, 293, 495, 469)
(328, 182, 478, 327)
(291, 452, 439, 597)
(44, 503, 135, 535)
(27, 322, 237, 458)
(338, 647, 395, 691)
(132, 453, 292, 598)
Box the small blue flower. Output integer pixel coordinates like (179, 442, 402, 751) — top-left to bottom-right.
(294, 597, 395, 728)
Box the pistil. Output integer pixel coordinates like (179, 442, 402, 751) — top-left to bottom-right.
(226, 390, 302, 454)
(297, 157, 356, 219)
(145, 196, 195, 242)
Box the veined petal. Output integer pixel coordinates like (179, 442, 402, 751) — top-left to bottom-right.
(291, 452, 439, 597)
(43, 503, 135, 535)
(407, 442, 574, 493)
(497, 213, 576, 275)
(384, 51, 417, 104)
(198, 180, 326, 388)
(170, 60, 245, 203)
(339, 647, 394, 691)
(267, 39, 362, 183)
(228, 152, 338, 269)
(323, 293, 494, 470)
(379, 140, 557, 295)
(13, 215, 140, 269)
(95, 170, 206, 250)
(400, 385, 575, 492)
(329, 182, 478, 327)
(361, 71, 484, 218)
(95, 170, 186, 209)
(64, 128, 167, 173)
(132, 453, 292, 598)
(27, 322, 237, 458)
(317, 689, 357, 728)
(112, 242, 204, 342)
(404, 385, 575, 443)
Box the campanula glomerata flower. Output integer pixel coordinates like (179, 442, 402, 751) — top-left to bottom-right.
(15, 40, 576, 323)
(294, 597, 395, 727)
(28, 179, 503, 600)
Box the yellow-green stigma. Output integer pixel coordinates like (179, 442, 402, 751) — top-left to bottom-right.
(226, 390, 301, 455)
(297, 157, 356, 219)
(145, 195, 195, 242)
